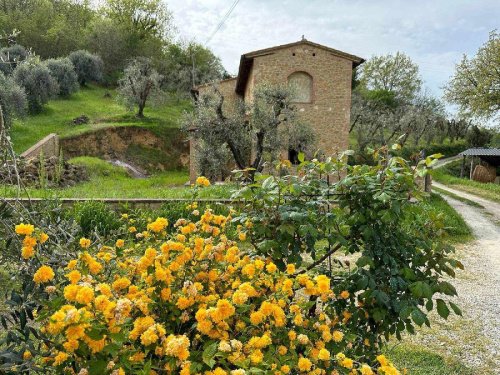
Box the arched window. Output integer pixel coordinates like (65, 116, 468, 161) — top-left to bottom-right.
(288, 71, 313, 103)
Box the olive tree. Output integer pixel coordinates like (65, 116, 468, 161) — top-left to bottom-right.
(45, 58, 79, 97)
(13, 59, 58, 114)
(68, 50, 103, 86)
(184, 84, 316, 180)
(0, 44, 28, 75)
(117, 57, 165, 117)
(445, 30, 500, 121)
(0, 71, 27, 129)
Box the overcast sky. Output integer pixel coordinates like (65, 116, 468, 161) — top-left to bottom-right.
(168, 0, 499, 104)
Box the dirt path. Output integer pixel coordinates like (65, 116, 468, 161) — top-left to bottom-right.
(412, 190, 500, 372)
(434, 181, 500, 223)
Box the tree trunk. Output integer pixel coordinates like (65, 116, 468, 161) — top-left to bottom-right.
(137, 103, 145, 118)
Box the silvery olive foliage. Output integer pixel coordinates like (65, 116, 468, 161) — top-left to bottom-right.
(183, 84, 316, 180)
(68, 50, 103, 86)
(117, 57, 165, 117)
(0, 71, 27, 129)
(13, 58, 58, 114)
(44, 58, 79, 97)
(0, 44, 28, 75)
(350, 89, 446, 151)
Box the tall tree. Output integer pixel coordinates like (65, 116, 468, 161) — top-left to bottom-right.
(0, 0, 94, 58)
(159, 41, 227, 96)
(103, 0, 174, 40)
(444, 30, 500, 122)
(359, 52, 422, 102)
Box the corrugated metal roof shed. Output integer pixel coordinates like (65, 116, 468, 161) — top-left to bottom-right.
(459, 148, 500, 166)
(459, 148, 500, 156)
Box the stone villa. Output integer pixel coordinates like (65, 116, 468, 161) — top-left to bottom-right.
(190, 39, 364, 182)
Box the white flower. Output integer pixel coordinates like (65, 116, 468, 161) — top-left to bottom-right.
(219, 340, 232, 352)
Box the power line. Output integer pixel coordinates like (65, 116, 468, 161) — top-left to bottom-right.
(205, 0, 241, 45)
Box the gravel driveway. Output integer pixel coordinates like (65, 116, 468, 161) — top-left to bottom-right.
(405, 188, 500, 373)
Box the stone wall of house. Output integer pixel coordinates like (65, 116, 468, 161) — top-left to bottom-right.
(250, 44, 353, 155)
(190, 42, 356, 182)
(197, 78, 240, 114)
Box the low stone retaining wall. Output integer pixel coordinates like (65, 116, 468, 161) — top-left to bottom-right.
(20, 133, 60, 160)
(2, 197, 235, 210)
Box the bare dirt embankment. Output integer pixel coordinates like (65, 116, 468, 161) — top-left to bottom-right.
(60, 126, 189, 174)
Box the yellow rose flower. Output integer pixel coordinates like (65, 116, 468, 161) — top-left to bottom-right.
(15, 223, 34, 236)
(33, 265, 55, 284)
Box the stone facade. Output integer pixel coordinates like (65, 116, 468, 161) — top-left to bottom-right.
(191, 39, 364, 182)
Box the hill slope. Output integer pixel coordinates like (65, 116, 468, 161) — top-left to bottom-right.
(11, 85, 192, 154)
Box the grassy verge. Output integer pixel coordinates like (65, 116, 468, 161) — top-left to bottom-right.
(433, 167, 500, 203)
(11, 85, 191, 153)
(404, 193, 473, 243)
(432, 186, 485, 208)
(0, 157, 233, 199)
(387, 343, 473, 375)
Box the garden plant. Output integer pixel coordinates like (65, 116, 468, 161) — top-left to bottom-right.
(0, 148, 462, 375)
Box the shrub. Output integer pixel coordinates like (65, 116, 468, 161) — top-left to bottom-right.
(232, 148, 462, 352)
(0, 44, 28, 75)
(4, 208, 401, 374)
(74, 201, 121, 238)
(0, 71, 27, 128)
(0, 153, 461, 374)
(13, 59, 59, 114)
(68, 50, 103, 86)
(45, 58, 79, 97)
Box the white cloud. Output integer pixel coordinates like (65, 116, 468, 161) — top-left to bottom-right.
(167, 0, 500, 102)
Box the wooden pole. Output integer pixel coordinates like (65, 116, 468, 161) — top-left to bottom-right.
(470, 156, 474, 180)
(460, 155, 466, 178)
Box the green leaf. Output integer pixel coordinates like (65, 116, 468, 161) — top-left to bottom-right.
(439, 281, 457, 296)
(425, 299, 433, 311)
(297, 152, 305, 163)
(409, 281, 433, 299)
(356, 256, 374, 268)
(436, 299, 450, 319)
(449, 301, 462, 316)
(88, 359, 107, 375)
(86, 328, 105, 340)
(202, 342, 217, 368)
(411, 308, 426, 326)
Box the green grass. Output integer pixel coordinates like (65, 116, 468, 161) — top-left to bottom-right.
(432, 186, 485, 208)
(388, 343, 474, 374)
(434, 169, 500, 203)
(11, 85, 192, 153)
(404, 193, 473, 243)
(0, 157, 232, 199)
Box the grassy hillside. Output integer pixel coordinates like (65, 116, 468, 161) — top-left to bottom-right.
(0, 157, 231, 199)
(11, 85, 191, 153)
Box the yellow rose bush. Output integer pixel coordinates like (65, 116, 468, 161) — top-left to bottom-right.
(11, 209, 401, 374)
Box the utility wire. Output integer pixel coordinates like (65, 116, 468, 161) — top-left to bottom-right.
(205, 0, 241, 45)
